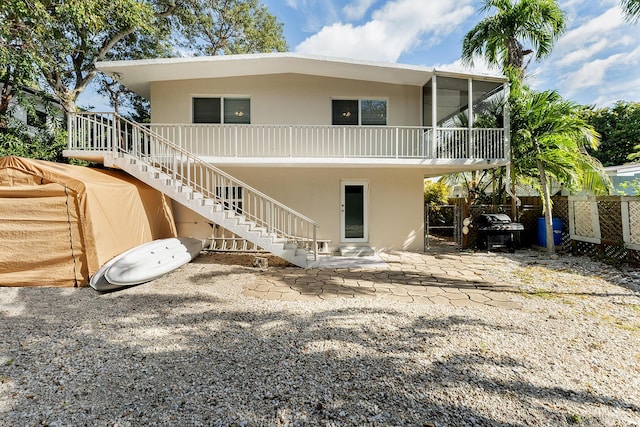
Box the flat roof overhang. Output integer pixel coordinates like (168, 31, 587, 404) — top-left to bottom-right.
(96, 52, 506, 99)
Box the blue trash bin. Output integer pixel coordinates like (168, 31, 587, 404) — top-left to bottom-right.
(537, 217, 562, 247)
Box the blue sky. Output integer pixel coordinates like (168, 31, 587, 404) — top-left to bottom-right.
(261, 0, 640, 107)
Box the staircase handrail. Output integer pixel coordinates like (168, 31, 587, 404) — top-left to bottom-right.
(69, 112, 318, 259)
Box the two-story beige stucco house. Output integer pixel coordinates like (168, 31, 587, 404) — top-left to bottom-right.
(64, 53, 509, 267)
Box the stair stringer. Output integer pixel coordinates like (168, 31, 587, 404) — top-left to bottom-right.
(112, 155, 312, 268)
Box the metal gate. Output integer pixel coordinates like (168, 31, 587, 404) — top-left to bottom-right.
(425, 204, 462, 251)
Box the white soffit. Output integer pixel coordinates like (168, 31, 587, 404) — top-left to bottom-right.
(96, 52, 505, 98)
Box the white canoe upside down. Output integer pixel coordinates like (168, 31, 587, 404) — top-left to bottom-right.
(90, 237, 203, 291)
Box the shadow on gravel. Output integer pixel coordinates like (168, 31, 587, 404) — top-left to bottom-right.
(1, 285, 638, 426)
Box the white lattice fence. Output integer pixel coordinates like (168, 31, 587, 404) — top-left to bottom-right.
(622, 197, 640, 250)
(568, 196, 640, 261)
(569, 196, 600, 244)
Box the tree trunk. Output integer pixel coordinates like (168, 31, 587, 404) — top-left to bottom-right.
(510, 164, 518, 221)
(59, 96, 77, 114)
(536, 159, 555, 255)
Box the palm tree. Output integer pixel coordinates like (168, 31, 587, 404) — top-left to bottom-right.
(462, 0, 566, 75)
(621, 0, 640, 22)
(511, 89, 611, 254)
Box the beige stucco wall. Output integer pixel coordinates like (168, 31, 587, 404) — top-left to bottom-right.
(174, 166, 425, 253)
(150, 74, 421, 126)
(155, 73, 425, 252)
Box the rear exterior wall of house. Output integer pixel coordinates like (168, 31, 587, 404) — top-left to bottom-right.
(149, 74, 422, 126)
(152, 72, 425, 252)
(173, 167, 425, 253)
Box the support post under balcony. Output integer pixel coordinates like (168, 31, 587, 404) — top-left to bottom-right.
(431, 74, 438, 158)
(289, 126, 293, 157)
(468, 78, 473, 158)
(112, 114, 119, 158)
(395, 127, 399, 159)
(313, 225, 317, 261)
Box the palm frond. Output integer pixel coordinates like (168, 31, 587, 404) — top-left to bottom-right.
(621, 0, 640, 22)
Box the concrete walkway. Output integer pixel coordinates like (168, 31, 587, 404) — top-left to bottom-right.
(243, 251, 520, 309)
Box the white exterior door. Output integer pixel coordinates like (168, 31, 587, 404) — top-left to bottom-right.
(340, 180, 368, 243)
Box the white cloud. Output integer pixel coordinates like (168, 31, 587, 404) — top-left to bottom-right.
(564, 46, 640, 92)
(555, 7, 625, 55)
(343, 0, 375, 21)
(529, 2, 640, 106)
(555, 39, 610, 67)
(591, 75, 640, 106)
(436, 56, 501, 76)
(285, 0, 340, 33)
(295, 0, 475, 62)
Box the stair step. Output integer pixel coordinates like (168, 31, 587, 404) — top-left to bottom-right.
(238, 220, 258, 230)
(115, 154, 312, 268)
(252, 226, 267, 235)
(339, 246, 375, 257)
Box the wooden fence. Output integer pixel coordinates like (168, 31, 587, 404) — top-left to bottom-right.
(450, 195, 640, 264)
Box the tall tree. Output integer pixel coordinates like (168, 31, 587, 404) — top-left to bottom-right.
(174, 0, 287, 55)
(99, 0, 287, 116)
(621, 0, 640, 21)
(25, 0, 178, 113)
(511, 89, 611, 254)
(462, 0, 566, 76)
(582, 102, 640, 167)
(0, 0, 44, 122)
(4, 0, 286, 114)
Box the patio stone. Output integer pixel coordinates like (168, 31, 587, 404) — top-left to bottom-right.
(443, 291, 471, 301)
(467, 293, 492, 303)
(263, 291, 284, 300)
(389, 286, 411, 296)
(243, 250, 521, 309)
(449, 298, 477, 307)
(387, 295, 414, 303)
(242, 289, 264, 298)
(428, 295, 452, 305)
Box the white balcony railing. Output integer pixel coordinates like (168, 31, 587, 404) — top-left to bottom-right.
(66, 112, 507, 161)
(141, 123, 507, 161)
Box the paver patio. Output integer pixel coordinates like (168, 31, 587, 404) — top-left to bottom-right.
(243, 250, 521, 308)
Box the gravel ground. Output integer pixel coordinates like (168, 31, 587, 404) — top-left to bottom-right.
(0, 250, 639, 427)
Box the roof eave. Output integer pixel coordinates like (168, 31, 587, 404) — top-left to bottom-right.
(96, 52, 506, 99)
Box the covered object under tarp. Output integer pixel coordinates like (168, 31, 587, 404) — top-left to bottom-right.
(0, 156, 177, 287)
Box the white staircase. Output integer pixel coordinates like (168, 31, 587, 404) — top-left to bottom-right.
(67, 113, 318, 268)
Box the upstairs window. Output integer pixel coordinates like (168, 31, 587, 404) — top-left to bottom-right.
(223, 98, 250, 124)
(332, 99, 387, 126)
(193, 97, 250, 124)
(361, 99, 387, 125)
(332, 100, 359, 125)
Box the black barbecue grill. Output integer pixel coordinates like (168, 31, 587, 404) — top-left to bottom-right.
(475, 213, 524, 252)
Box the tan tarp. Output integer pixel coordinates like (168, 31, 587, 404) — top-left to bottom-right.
(0, 156, 177, 287)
